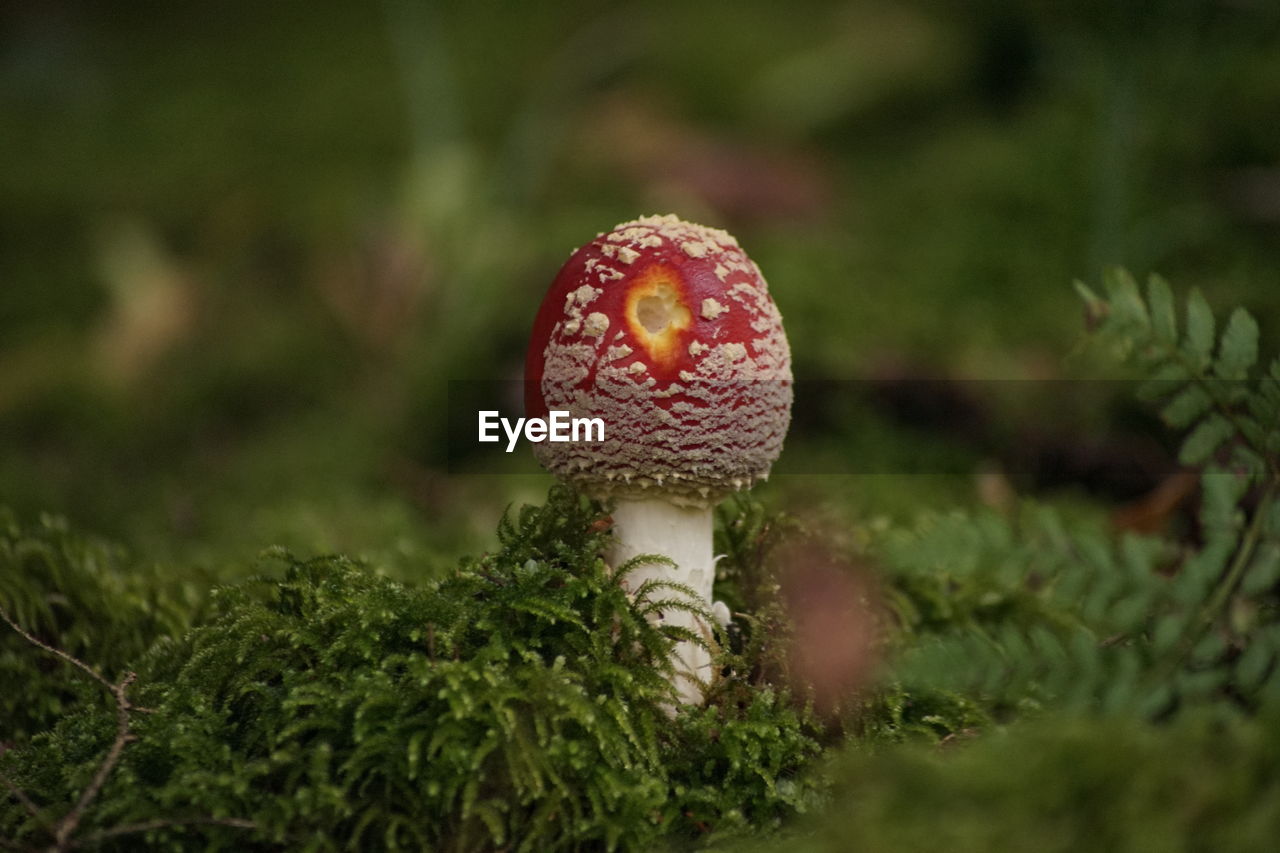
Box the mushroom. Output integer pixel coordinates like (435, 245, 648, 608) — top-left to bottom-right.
(524, 214, 793, 705)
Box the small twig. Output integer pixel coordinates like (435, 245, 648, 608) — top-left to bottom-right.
(1, 771, 50, 833)
(75, 816, 257, 845)
(2, 610, 258, 851)
(0, 605, 152, 852)
(52, 674, 137, 851)
(1099, 632, 1128, 648)
(0, 608, 113, 694)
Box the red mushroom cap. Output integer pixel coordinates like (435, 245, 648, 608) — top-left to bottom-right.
(525, 214, 792, 507)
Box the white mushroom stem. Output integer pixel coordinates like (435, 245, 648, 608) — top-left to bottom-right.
(607, 498, 719, 707)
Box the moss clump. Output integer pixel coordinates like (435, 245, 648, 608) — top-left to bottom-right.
(0, 509, 201, 741)
(1, 487, 820, 851)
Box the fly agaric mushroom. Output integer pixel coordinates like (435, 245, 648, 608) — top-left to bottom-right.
(524, 214, 792, 705)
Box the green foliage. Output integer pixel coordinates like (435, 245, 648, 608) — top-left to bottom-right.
(1079, 269, 1277, 473)
(851, 682, 991, 746)
(711, 496, 798, 692)
(752, 709, 1280, 853)
(0, 509, 201, 740)
(868, 275, 1280, 724)
(1, 487, 820, 851)
(743, 274, 1280, 852)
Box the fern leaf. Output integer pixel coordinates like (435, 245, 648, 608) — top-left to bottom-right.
(1185, 288, 1216, 368)
(1216, 308, 1260, 381)
(1162, 385, 1213, 430)
(1147, 274, 1178, 344)
(1104, 267, 1148, 330)
(1179, 415, 1235, 465)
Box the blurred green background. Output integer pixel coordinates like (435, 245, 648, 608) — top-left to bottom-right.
(2, 0, 1279, 576)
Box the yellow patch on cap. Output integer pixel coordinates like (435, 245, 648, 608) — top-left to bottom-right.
(624, 265, 692, 369)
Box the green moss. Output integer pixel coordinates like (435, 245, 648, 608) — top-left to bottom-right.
(1, 487, 821, 851)
(0, 509, 202, 740)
